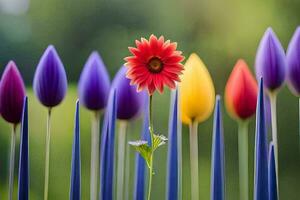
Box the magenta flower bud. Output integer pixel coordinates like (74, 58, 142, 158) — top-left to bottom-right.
(286, 27, 300, 96)
(255, 28, 286, 91)
(112, 66, 145, 120)
(78, 52, 110, 110)
(0, 61, 26, 124)
(33, 45, 68, 107)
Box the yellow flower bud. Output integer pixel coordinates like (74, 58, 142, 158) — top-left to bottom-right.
(179, 53, 215, 124)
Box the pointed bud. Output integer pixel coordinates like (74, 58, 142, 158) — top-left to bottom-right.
(78, 52, 110, 110)
(225, 59, 258, 120)
(33, 45, 68, 107)
(286, 27, 300, 96)
(112, 66, 145, 120)
(0, 61, 26, 124)
(255, 28, 286, 92)
(179, 53, 215, 124)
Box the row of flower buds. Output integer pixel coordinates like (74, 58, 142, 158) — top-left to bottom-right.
(224, 27, 300, 121)
(0, 45, 146, 127)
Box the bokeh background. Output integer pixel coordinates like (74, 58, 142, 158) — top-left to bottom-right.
(0, 0, 300, 199)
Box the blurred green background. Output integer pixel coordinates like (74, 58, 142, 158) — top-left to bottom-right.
(0, 0, 300, 199)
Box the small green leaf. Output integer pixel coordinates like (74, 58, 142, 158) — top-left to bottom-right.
(129, 140, 152, 168)
(153, 134, 168, 151)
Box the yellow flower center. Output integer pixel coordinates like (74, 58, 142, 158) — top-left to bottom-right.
(147, 57, 163, 73)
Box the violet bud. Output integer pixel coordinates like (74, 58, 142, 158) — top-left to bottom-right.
(0, 61, 26, 124)
(33, 45, 67, 107)
(78, 52, 110, 110)
(286, 27, 300, 96)
(255, 28, 286, 92)
(112, 66, 145, 120)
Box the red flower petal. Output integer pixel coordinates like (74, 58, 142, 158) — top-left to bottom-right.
(225, 59, 258, 120)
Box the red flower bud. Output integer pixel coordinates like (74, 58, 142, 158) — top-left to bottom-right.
(225, 59, 258, 120)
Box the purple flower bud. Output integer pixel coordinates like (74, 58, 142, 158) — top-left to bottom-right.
(112, 66, 145, 120)
(0, 61, 26, 124)
(33, 45, 68, 107)
(78, 52, 110, 110)
(255, 28, 286, 91)
(286, 27, 300, 96)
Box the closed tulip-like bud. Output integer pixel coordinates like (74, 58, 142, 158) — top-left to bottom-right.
(0, 61, 26, 124)
(286, 27, 300, 96)
(78, 52, 110, 110)
(33, 45, 68, 107)
(112, 66, 145, 120)
(255, 28, 286, 91)
(179, 53, 215, 124)
(225, 59, 258, 120)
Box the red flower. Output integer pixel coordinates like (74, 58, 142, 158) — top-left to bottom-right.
(125, 35, 185, 95)
(225, 59, 258, 120)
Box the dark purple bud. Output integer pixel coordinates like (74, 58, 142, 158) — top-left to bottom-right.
(286, 27, 300, 96)
(112, 66, 145, 120)
(255, 28, 286, 91)
(78, 52, 110, 110)
(33, 45, 68, 107)
(0, 61, 26, 124)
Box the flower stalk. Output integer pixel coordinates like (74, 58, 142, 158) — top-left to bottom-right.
(238, 120, 249, 200)
(44, 108, 51, 200)
(189, 121, 199, 200)
(90, 111, 100, 200)
(147, 95, 154, 200)
(269, 92, 278, 177)
(9, 124, 17, 200)
(117, 121, 128, 200)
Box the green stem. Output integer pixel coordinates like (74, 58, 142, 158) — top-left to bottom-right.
(238, 120, 249, 200)
(147, 95, 154, 200)
(44, 108, 52, 200)
(269, 93, 278, 177)
(117, 121, 127, 200)
(189, 121, 199, 200)
(8, 124, 17, 200)
(90, 111, 100, 200)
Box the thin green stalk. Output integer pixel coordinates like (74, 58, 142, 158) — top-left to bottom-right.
(90, 111, 100, 200)
(238, 120, 249, 200)
(189, 120, 199, 200)
(147, 95, 154, 200)
(44, 108, 52, 200)
(269, 93, 278, 177)
(8, 124, 17, 200)
(117, 121, 127, 200)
